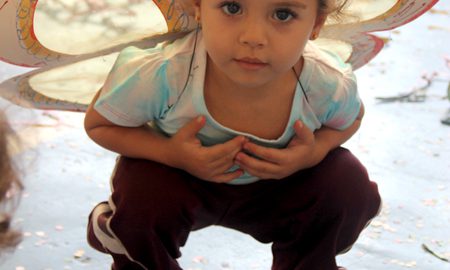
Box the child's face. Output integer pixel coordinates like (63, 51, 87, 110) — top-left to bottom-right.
(195, 0, 325, 89)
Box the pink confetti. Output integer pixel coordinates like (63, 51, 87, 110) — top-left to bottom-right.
(422, 199, 438, 206)
(192, 255, 207, 264)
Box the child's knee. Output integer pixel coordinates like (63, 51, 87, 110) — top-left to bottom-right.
(319, 148, 381, 218)
(109, 159, 200, 230)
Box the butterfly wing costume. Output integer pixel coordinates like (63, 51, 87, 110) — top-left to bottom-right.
(0, 0, 440, 112)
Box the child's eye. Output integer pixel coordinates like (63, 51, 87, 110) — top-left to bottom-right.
(273, 9, 297, 22)
(221, 2, 242, 15)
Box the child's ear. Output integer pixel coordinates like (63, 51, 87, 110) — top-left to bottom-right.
(193, 0, 201, 21)
(192, 0, 201, 7)
(310, 14, 327, 40)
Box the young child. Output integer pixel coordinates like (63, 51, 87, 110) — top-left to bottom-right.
(85, 0, 381, 269)
(0, 111, 23, 251)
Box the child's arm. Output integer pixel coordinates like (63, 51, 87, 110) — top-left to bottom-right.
(85, 91, 246, 183)
(234, 104, 365, 180)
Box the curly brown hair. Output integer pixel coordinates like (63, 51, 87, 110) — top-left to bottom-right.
(318, 0, 350, 19)
(0, 111, 23, 251)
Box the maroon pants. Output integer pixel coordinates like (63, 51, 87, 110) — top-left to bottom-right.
(87, 147, 381, 270)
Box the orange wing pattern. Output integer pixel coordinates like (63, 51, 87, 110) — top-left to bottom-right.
(0, 0, 439, 111)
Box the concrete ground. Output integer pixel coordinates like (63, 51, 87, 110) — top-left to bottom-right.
(0, 1, 449, 269)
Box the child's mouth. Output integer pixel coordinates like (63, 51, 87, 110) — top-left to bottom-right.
(234, 58, 268, 70)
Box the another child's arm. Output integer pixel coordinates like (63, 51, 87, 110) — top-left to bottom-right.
(234, 104, 365, 180)
(85, 91, 246, 183)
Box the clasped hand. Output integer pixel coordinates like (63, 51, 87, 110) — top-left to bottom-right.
(168, 116, 315, 183)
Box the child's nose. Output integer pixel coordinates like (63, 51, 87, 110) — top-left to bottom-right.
(238, 18, 268, 48)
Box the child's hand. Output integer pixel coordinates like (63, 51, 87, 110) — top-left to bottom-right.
(234, 121, 316, 180)
(168, 116, 246, 183)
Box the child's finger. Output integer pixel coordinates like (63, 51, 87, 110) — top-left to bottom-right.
(208, 136, 246, 161)
(234, 152, 280, 179)
(293, 120, 314, 144)
(176, 116, 206, 140)
(210, 169, 244, 183)
(242, 142, 283, 164)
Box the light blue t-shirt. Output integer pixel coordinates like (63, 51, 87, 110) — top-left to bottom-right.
(95, 31, 361, 184)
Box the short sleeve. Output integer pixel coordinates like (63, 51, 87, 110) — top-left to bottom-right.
(304, 45, 361, 131)
(94, 46, 170, 127)
(321, 71, 361, 130)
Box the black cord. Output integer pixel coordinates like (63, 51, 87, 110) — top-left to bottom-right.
(175, 23, 201, 106)
(175, 28, 307, 107)
(292, 67, 309, 103)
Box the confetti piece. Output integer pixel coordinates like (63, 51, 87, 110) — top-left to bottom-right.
(357, 251, 365, 257)
(73, 249, 85, 259)
(389, 259, 417, 268)
(428, 25, 450, 32)
(192, 255, 208, 264)
(35, 231, 46, 237)
(370, 220, 383, 227)
(429, 9, 450, 15)
(370, 220, 397, 232)
(422, 199, 438, 206)
(67, 142, 79, 149)
(16, 267, 26, 270)
(55, 225, 64, 231)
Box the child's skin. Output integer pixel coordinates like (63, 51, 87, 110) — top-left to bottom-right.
(84, 0, 363, 183)
(85, 2, 379, 269)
